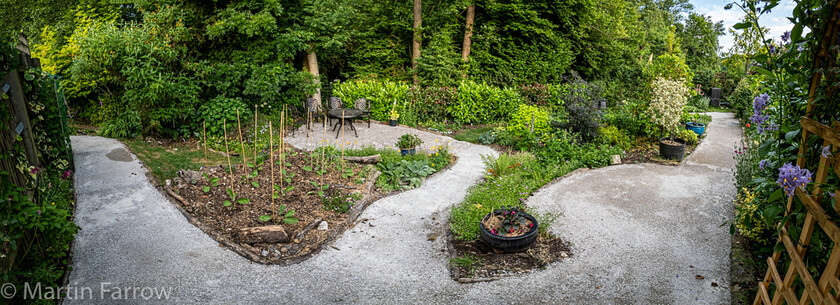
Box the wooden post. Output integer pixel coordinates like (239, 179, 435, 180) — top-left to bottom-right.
(236, 109, 247, 170)
(3, 71, 38, 168)
(269, 121, 276, 219)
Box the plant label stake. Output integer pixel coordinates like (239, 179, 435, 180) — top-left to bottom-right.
(236, 109, 247, 172)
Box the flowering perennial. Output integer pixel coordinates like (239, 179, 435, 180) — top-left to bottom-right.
(777, 162, 812, 196)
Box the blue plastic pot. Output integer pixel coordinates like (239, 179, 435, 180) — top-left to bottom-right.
(400, 148, 416, 156)
(686, 122, 706, 137)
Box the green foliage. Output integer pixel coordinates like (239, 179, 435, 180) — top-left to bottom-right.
(450, 80, 521, 124)
(728, 75, 765, 122)
(602, 99, 658, 137)
(559, 76, 604, 141)
(687, 95, 710, 110)
(676, 128, 698, 145)
(197, 96, 253, 137)
(408, 86, 458, 123)
(647, 77, 690, 137)
(376, 160, 436, 192)
(678, 13, 725, 71)
(481, 152, 536, 179)
(598, 125, 632, 150)
(332, 79, 410, 121)
(536, 131, 623, 168)
(322, 192, 359, 214)
(643, 54, 694, 88)
(506, 104, 550, 138)
(395, 134, 423, 150)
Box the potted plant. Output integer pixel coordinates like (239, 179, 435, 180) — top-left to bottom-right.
(479, 206, 539, 253)
(389, 110, 399, 127)
(685, 121, 705, 137)
(395, 133, 422, 155)
(647, 77, 690, 160)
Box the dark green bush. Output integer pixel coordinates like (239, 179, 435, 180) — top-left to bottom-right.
(560, 76, 604, 141)
(196, 96, 253, 137)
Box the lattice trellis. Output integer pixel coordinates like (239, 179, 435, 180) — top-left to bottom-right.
(754, 2, 840, 304)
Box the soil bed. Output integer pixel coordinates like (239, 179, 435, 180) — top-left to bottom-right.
(448, 235, 570, 282)
(169, 145, 382, 265)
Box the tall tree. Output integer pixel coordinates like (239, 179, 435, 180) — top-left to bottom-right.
(461, 4, 475, 62)
(412, 0, 422, 85)
(678, 13, 725, 70)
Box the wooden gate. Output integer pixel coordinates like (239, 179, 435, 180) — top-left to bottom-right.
(753, 2, 840, 304)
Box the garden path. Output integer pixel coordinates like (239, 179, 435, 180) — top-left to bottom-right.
(67, 113, 740, 304)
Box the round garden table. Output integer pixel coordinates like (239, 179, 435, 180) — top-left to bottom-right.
(328, 108, 362, 139)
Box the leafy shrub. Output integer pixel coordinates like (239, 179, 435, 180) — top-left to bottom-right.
(728, 75, 765, 122)
(450, 80, 521, 124)
(477, 130, 497, 144)
(332, 79, 410, 121)
(560, 75, 603, 141)
(71, 5, 201, 137)
(395, 134, 423, 149)
(734, 188, 770, 245)
(481, 152, 536, 179)
(408, 86, 458, 123)
(602, 99, 657, 137)
(506, 104, 551, 138)
(681, 111, 712, 125)
(99, 109, 141, 138)
(643, 54, 694, 88)
(376, 160, 436, 192)
(197, 96, 253, 137)
(677, 128, 699, 145)
(647, 77, 690, 137)
(598, 125, 632, 150)
(688, 95, 710, 110)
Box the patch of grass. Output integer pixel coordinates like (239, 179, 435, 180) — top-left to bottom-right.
(450, 154, 578, 240)
(450, 254, 481, 275)
(124, 139, 241, 184)
(453, 125, 498, 144)
(706, 106, 731, 112)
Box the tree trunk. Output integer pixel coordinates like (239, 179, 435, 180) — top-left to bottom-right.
(461, 4, 475, 62)
(304, 47, 322, 107)
(412, 0, 422, 85)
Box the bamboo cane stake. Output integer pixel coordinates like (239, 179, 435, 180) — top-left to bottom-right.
(203, 120, 207, 162)
(280, 109, 285, 189)
(254, 104, 258, 163)
(223, 119, 234, 188)
(341, 110, 345, 172)
(236, 109, 247, 171)
(269, 121, 276, 219)
(321, 113, 326, 186)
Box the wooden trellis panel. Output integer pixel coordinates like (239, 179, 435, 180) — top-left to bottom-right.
(754, 2, 840, 304)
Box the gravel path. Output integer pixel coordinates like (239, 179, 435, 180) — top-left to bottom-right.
(66, 114, 740, 304)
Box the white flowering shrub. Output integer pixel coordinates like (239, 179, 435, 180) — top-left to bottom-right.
(647, 77, 689, 138)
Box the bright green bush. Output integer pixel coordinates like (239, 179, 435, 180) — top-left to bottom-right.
(598, 125, 632, 150)
(643, 54, 694, 88)
(71, 5, 200, 137)
(332, 79, 410, 121)
(506, 104, 550, 138)
(451, 80, 521, 124)
(677, 128, 699, 145)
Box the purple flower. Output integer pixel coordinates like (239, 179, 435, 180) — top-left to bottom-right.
(797, 45, 804, 52)
(30, 167, 40, 174)
(769, 45, 776, 54)
(759, 159, 767, 170)
(37, 210, 41, 215)
(781, 31, 791, 43)
(822, 145, 832, 158)
(777, 163, 812, 197)
(750, 93, 777, 134)
(61, 170, 72, 179)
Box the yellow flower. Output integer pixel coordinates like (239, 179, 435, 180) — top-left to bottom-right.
(474, 204, 482, 209)
(435, 153, 438, 156)
(51, 202, 55, 205)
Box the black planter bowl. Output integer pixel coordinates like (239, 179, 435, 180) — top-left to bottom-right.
(389, 120, 397, 127)
(659, 137, 686, 160)
(479, 210, 539, 253)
